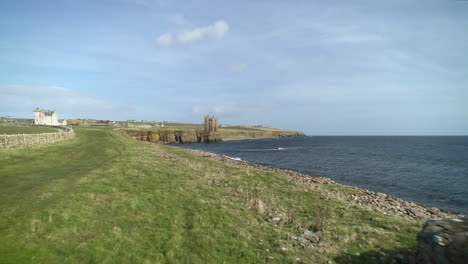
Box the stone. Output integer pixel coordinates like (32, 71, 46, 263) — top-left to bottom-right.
(415, 217, 468, 264)
(302, 230, 321, 243)
(298, 237, 308, 244)
(255, 199, 267, 214)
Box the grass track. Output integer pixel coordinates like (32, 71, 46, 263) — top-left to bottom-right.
(0, 128, 421, 263)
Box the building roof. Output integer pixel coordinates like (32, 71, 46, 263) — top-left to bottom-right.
(34, 108, 56, 115)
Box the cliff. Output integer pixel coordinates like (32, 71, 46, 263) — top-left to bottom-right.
(121, 128, 221, 144)
(119, 124, 305, 144)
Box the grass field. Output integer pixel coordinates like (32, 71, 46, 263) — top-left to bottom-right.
(160, 122, 204, 130)
(0, 128, 421, 263)
(0, 126, 59, 134)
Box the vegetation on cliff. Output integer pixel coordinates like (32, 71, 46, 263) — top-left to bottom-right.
(121, 123, 305, 143)
(0, 128, 422, 263)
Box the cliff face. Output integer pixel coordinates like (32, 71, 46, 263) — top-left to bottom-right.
(219, 130, 305, 141)
(120, 126, 305, 144)
(123, 129, 221, 144)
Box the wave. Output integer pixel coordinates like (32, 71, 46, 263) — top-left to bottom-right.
(241, 147, 289, 152)
(222, 155, 242, 161)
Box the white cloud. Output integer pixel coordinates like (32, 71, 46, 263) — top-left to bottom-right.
(156, 20, 229, 47)
(156, 33, 173, 46)
(0, 85, 123, 119)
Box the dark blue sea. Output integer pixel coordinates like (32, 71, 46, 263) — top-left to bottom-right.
(178, 136, 468, 215)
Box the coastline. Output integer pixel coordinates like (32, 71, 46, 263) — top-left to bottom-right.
(3, 127, 463, 263)
(177, 147, 464, 220)
(120, 126, 305, 144)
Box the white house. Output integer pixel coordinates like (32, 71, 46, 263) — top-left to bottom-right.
(33, 108, 67, 126)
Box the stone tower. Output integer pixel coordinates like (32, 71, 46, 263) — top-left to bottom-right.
(204, 115, 218, 132)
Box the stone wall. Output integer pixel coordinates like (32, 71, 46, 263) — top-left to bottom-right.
(0, 127, 75, 149)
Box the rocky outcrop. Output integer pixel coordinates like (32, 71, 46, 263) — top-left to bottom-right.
(412, 218, 468, 264)
(123, 127, 305, 144)
(122, 129, 221, 143)
(397, 218, 468, 263)
(272, 131, 306, 138)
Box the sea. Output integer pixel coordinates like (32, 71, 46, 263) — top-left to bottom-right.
(178, 136, 468, 215)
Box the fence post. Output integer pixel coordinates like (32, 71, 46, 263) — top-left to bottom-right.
(22, 133, 26, 146)
(4, 134, 7, 148)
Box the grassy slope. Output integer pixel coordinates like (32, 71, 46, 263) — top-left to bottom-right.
(219, 126, 304, 141)
(0, 128, 420, 264)
(0, 126, 59, 134)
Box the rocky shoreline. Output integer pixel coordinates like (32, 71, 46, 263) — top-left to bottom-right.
(182, 148, 464, 221)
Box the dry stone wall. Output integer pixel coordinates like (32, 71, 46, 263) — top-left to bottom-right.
(0, 127, 74, 149)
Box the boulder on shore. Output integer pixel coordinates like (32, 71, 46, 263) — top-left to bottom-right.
(414, 217, 468, 264)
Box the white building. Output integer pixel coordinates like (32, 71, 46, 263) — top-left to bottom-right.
(33, 108, 67, 126)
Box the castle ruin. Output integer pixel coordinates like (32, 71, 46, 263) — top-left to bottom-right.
(204, 115, 218, 132)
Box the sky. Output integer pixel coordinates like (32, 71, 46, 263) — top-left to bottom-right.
(0, 0, 467, 135)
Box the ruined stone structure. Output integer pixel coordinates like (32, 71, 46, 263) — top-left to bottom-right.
(204, 115, 218, 132)
(33, 108, 67, 126)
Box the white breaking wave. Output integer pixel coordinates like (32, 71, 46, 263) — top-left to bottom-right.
(223, 155, 242, 161)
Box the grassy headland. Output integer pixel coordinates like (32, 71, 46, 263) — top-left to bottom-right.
(0, 127, 422, 263)
(121, 123, 305, 143)
(219, 125, 304, 141)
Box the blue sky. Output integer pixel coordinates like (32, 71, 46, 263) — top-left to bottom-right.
(1, 0, 467, 135)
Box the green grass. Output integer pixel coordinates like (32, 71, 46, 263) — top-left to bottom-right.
(160, 122, 204, 129)
(0, 128, 421, 263)
(0, 126, 59, 134)
(220, 125, 262, 131)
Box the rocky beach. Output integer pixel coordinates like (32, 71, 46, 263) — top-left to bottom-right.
(183, 148, 464, 221)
